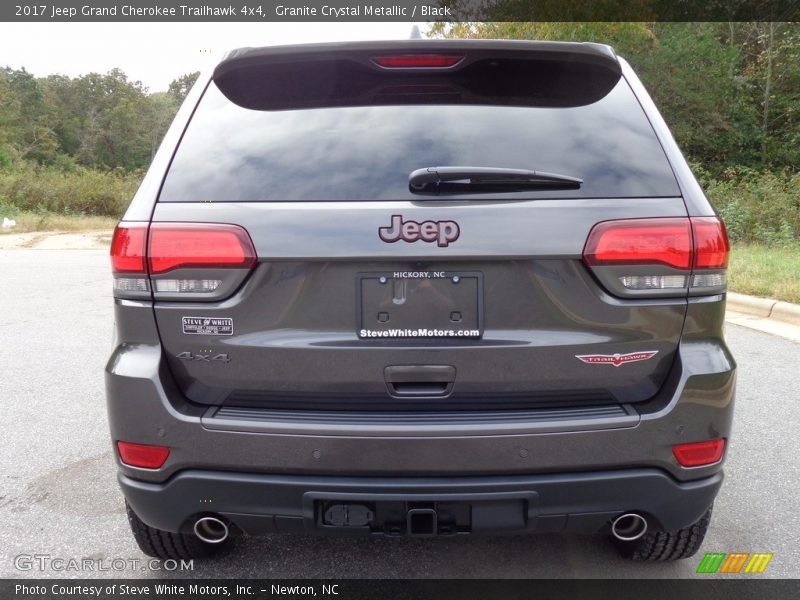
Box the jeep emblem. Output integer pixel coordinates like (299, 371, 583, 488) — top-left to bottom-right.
(378, 214, 460, 248)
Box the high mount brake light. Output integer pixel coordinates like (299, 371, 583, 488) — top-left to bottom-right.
(110, 222, 257, 299)
(673, 439, 726, 467)
(582, 217, 729, 294)
(371, 54, 465, 69)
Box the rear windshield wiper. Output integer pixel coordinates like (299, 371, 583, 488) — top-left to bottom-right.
(409, 166, 582, 195)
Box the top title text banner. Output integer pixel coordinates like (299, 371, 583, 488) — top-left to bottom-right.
(4, 0, 800, 22)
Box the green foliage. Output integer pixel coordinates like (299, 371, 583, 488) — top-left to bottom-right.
(0, 146, 11, 169)
(704, 168, 800, 245)
(0, 67, 198, 172)
(431, 22, 800, 172)
(168, 71, 200, 102)
(633, 24, 761, 167)
(0, 67, 198, 218)
(0, 165, 140, 217)
(728, 244, 800, 303)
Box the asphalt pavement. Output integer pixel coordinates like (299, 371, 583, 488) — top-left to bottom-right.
(1, 248, 798, 579)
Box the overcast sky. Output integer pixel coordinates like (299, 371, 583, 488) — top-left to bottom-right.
(0, 22, 429, 92)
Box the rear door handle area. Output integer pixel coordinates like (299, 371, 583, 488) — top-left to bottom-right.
(384, 365, 456, 398)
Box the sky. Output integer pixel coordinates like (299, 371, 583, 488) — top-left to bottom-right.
(0, 22, 429, 92)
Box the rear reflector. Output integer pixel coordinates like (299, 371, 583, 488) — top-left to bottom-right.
(148, 223, 256, 275)
(372, 54, 464, 69)
(117, 441, 170, 469)
(110, 223, 148, 273)
(673, 439, 726, 467)
(583, 218, 692, 269)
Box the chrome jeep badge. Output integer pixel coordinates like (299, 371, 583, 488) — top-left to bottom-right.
(378, 214, 460, 248)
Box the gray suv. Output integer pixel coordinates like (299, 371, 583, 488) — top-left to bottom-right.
(106, 40, 735, 561)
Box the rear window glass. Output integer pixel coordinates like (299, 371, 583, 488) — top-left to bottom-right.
(159, 67, 680, 202)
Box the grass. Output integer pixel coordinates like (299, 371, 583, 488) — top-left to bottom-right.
(0, 211, 117, 234)
(728, 243, 800, 304)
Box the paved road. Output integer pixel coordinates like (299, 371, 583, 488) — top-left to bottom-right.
(1, 248, 798, 579)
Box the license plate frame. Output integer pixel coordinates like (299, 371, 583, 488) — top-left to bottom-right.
(357, 271, 484, 340)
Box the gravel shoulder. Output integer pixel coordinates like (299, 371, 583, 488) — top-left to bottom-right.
(0, 230, 112, 250)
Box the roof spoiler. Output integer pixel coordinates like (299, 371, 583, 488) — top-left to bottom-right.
(214, 39, 620, 80)
(212, 40, 622, 111)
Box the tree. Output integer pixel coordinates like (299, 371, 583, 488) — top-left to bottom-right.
(1, 67, 59, 163)
(167, 72, 200, 102)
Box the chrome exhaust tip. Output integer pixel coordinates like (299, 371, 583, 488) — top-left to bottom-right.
(193, 516, 229, 544)
(611, 513, 648, 541)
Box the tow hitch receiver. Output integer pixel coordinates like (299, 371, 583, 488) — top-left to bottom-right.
(407, 508, 438, 536)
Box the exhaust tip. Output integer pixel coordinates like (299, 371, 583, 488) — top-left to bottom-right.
(611, 513, 648, 542)
(193, 516, 229, 544)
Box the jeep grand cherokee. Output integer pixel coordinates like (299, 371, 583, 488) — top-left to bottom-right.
(106, 40, 735, 561)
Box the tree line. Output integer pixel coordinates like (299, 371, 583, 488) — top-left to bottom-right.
(0, 68, 198, 171)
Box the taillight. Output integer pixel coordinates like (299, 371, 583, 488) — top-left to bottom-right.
(583, 218, 692, 270)
(110, 222, 256, 300)
(110, 223, 149, 295)
(582, 216, 729, 296)
(149, 223, 256, 274)
(371, 54, 464, 69)
(117, 441, 170, 469)
(692, 217, 729, 269)
(673, 439, 726, 467)
(111, 223, 148, 272)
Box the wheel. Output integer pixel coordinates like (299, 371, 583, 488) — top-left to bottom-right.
(125, 501, 228, 560)
(612, 506, 713, 561)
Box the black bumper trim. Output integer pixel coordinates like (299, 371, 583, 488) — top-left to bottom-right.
(119, 468, 723, 537)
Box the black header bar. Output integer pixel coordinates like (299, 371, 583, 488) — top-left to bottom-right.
(3, 0, 800, 22)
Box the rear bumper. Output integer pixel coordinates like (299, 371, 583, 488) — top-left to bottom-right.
(107, 298, 735, 534)
(120, 468, 723, 536)
(105, 336, 735, 483)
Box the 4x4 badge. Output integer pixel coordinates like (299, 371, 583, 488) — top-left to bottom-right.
(379, 214, 459, 247)
(575, 351, 658, 367)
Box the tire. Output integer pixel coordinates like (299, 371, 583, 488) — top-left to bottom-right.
(125, 501, 228, 560)
(612, 506, 713, 561)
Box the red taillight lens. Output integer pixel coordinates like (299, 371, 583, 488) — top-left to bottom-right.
(117, 441, 170, 469)
(583, 218, 693, 270)
(148, 223, 256, 275)
(672, 439, 726, 467)
(372, 54, 464, 68)
(692, 217, 730, 269)
(110, 223, 148, 273)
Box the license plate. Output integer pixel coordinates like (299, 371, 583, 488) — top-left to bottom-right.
(358, 271, 483, 339)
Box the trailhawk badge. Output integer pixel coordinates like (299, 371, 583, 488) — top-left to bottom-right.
(575, 351, 659, 367)
(379, 214, 459, 247)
